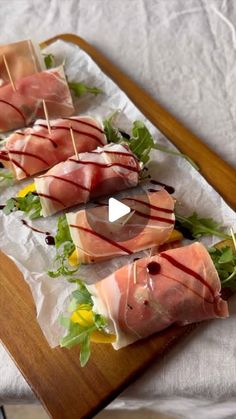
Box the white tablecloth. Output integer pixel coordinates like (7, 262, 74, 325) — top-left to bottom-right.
(0, 1, 236, 418)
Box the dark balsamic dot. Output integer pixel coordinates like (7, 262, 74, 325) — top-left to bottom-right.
(119, 130, 130, 140)
(45, 236, 55, 245)
(148, 188, 158, 193)
(127, 304, 133, 310)
(147, 261, 161, 275)
(143, 300, 149, 306)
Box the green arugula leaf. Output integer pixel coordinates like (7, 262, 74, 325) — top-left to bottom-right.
(80, 334, 91, 367)
(103, 117, 123, 143)
(3, 193, 42, 219)
(68, 81, 103, 97)
(48, 216, 78, 278)
(209, 246, 236, 291)
(47, 242, 77, 278)
(129, 121, 154, 164)
(2, 198, 15, 215)
(175, 212, 229, 240)
(0, 170, 14, 187)
(43, 53, 55, 69)
(103, 117, 199, 168)
(72, 280, 93, 306)
(0, 170, 14, 181)
(55, 215, 72, 248)
(59, 281, 108, 366)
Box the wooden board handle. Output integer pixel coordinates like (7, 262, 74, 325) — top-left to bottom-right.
(41, 33, 236, 210)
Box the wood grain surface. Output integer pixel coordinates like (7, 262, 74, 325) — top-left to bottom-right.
(0, 34, 235, 419)
(0, 251, 195, 419)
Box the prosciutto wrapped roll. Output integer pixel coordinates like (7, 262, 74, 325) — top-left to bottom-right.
(0, 116, 106, 179)
(0, 66, 74, 132)
(88, 242, 229, 349)
(0, 40, 43, 87)
(67, 189, 175, 264)
(35, 143, 141, 217)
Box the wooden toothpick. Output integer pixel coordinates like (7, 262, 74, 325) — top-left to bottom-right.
(120, 210, 135, 226)
(70, 126, 79, 160)
(230, 228, 236, 253)
(3, 54, 16, 92)
(133, 260, 137, 284)
(42, 100, 51, 136)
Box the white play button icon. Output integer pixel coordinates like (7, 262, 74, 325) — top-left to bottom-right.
(108, 197, 131, 222)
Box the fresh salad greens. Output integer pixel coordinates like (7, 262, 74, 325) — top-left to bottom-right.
(103, 116, 199, 169)
(60, 279, 107, 367)
(0, 170, 14, 187)
(43, 53, 55, 69)
(68, 82, 103, 97)
(43, 53, 103, 97)
(3, 193, 42, 219)
(175, 212, 230, 241)
(47, 215, 78, 278)
(209, 245, 236, 291)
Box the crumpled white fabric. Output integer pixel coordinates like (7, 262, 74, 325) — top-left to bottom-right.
(0, 1, 236, 419)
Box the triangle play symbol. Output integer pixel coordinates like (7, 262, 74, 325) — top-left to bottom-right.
(108, 197, 131, 223)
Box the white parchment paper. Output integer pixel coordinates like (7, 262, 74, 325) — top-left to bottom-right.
(0, 40, 235, 350)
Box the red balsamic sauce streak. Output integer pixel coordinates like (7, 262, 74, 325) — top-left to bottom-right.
(160, 253, 215, 299)
(161, 271, 214, 304)
(36, 124, 104, 146)
(37, 193, 65, 206)
(8, 150, 49, 165)
(148, 188, 159, 193)
(150, 180, 175, 194)
(40, 175, 90, 192)
(68, 159, 139, 173)
(69, 224, 132, 254)
(124, 197, 173, 214)
(15, 131, 58, 148)
(89, 149, 140, 169)
(0, 152, 10, 162)
(131, 209, 174, 224)
(62, 117, 104, 134)
(11, 159, 29, 176)
(21, 219, 50, 235)
(0, 99, 26, 125)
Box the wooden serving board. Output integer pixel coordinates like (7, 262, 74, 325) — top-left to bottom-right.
(0, 34, 236, 419)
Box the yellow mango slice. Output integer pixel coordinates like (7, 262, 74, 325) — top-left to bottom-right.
(167, 229, 183, 243)
(17, 182, 36, 198)
(71, 308, 116, 344)
(68, 249, 78, 266)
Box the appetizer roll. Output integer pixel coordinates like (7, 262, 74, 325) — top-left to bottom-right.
(0, 66, 74, 132)
(87, 242, 229, 349)
(0, 116, 106, 179)
(0, 39, 43, 87)
(35, 143, 141, 217)
(67, 189, 175, 264)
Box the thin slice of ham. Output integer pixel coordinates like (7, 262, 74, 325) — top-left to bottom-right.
(0, 116, 106, 179)
(0, 39, 43, 87)
(88, 242, 229, 349)
(67, 189, 175, 264)
(0, 66, 74, 132)
(35, 143, 141, 217)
